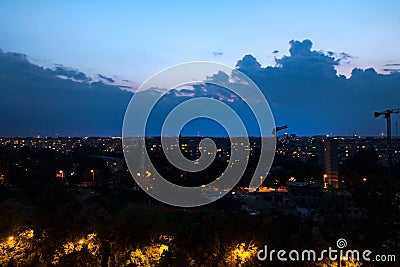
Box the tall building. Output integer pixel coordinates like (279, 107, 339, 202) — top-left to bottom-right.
(318, 138, 339, 188)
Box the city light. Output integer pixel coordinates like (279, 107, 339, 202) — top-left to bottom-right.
(226, 242, 258, 266)
(323, 174, 328, 189)
(56, 170, 64, 178)
(90, 169, 94, 182)
(0, 135, 398, 266)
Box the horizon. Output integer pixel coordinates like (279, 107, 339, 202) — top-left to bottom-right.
(0, 134, 394, 139)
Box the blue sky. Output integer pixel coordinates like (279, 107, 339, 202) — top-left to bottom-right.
(1, 0, 399, 82)
(0, 1, 399, 136)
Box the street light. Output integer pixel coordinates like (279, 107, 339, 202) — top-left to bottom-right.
(56, 170, 64, 179)
(323, 174, 328, 189)
(90, 169, 94, 182)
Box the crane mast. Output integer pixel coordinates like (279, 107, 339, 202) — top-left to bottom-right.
(374, 108, 400, 171)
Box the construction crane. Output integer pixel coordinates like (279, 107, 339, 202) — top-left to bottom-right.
(272, 125, 288, 135)
(374, 108, 400, 170)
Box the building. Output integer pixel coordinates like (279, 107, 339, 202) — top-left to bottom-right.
(318, 138, 339, 188)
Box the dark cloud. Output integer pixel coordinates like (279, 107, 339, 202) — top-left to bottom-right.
(53, 65, 91, 82)
(324, 51, 352, 64)
(1, 39, 399, 137)
(0, 49, 132, 136)
(385, 63, 400, 67)
(235, 39, 400, 136)
(117, 85, 135, 89)
(288, 39, 313, 56)
(383, 63, 400, 74)
(98, 74, 115, 83)
(146, 83, 258, 136)
(383, 68, 400, 74)
(236, 55, 262, 72)
(336, 52, 352, 64)
(274, 39, 339, 77)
